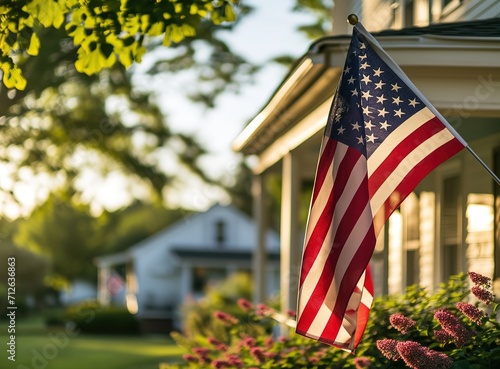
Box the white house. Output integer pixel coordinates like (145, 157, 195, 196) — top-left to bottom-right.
(95, 204, 280, 332)
(233, 0, 500, 317)
(60, 280, 97, 305)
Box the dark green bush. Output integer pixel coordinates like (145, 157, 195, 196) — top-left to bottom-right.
(65, 299, 140, 334)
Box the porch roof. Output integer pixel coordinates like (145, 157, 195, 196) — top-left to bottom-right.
(232, 18, 500, 172)
(171, 247, 280, 262)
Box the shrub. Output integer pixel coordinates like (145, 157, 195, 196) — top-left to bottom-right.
(65, 299, 140, 334)
(164, 272, 499, 369)
(181, 272, 275, 341)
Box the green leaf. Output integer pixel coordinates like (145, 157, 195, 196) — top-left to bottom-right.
(1, 63, 27, 90)
(148, 22, 164, 36)
(225, 4, 236, 22)
(451, 359, 470, 369)
(27, 32, 40, 56)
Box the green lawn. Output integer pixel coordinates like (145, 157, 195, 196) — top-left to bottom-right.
(1, 316, 184, 369)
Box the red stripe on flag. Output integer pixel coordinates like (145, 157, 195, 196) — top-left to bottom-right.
(299, 144, 362, 287)
(368, 116, 445, 196)
(377, 137, 465, 225)
(312, 139, 337, 204)
(297, 160, 372, 333)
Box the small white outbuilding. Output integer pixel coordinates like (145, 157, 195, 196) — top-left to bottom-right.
(95, 204, 280, 332)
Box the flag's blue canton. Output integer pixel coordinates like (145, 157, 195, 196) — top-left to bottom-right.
(327, 28, 424, 158)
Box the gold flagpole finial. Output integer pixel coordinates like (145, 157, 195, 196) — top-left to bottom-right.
(347, 14, 358, 25)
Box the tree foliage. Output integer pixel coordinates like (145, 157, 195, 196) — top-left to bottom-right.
(293, 0, 333, 39)
(0, 1, 255, 210)
(0, 217, 50, 297)
(0, 0, 244, 90)
(12, 192, 192, 283)
(13, 193, 104, 282)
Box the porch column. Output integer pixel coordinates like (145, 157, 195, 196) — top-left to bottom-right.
(181, 264, 193, 303)
(97, 265, 110, 306)
(252, 173, 268, 304)
(280, 152, 301, 317)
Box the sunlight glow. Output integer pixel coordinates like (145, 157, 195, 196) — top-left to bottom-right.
(126, 294, 139, 315)
(467, 195, 493, 233)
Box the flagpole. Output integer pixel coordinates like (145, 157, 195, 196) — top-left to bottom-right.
(346, 14, 500, 187)
(465, 147, 500, 187)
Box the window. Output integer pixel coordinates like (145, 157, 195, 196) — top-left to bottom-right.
(442, 175, 461, 281)
(215, 219, 226, 246)
(403, 0, 415, 27)
(403, 193, 420, 286)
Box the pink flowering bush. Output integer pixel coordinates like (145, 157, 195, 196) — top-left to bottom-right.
(162, 272, 499, 369)
(361, 272, 499, 369)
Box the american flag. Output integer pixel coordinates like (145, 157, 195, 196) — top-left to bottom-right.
(108, 270, 125, 295)
(296, 23, 466, 352)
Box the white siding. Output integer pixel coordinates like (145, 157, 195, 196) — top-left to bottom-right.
(441, 0, 500, 22)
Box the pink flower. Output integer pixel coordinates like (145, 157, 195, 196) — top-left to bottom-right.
(471, 286, 494, 305)
(192, 347, 210, 356)
(389, 313, 417, 334)
(256, 303, 273, 316)
(192, 347, 211, 364)
(265, 351, 278, 359)
(308, 356, 320, 364)
(237, 298, 254, 312)
(211, 359, 230, 369)
(213, 310, 239, 326)
(376, 339, 401, 361)
(250, 347, 266, 363)
(216, 343, 228, 351)
(182, 353, 198, 363)
(396, 341, 453, 369)
(264, 336, 274, 348)
(241, 336, 256, 348)
(468, 272, 491, 288)
(434, 329, 453, 343)
(427, 350, 454, 369)
(434, 309, 471, 347)
(277, 336, 288, 343)
(226, 354, 243, 368)
(353, 356, 372, 368)
(207, 337, 221, 346)
(456, 302, 486, 324)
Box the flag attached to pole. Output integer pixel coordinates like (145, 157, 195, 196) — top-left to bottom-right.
(107, 270, 125, 296)
(296, 21, 466, 352)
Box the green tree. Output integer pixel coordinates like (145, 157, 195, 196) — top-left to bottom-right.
(0, 0, 245, 89)
(293, 0, 333, 39)
(0, 216, 50, 310)
(13, 193, 103, 282)
(98, 200, 193, 255)
(12, 192, 193, 284)
(0, 11, 256, 210)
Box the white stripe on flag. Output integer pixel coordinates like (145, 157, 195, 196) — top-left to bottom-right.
(369, 126, 457, 216)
